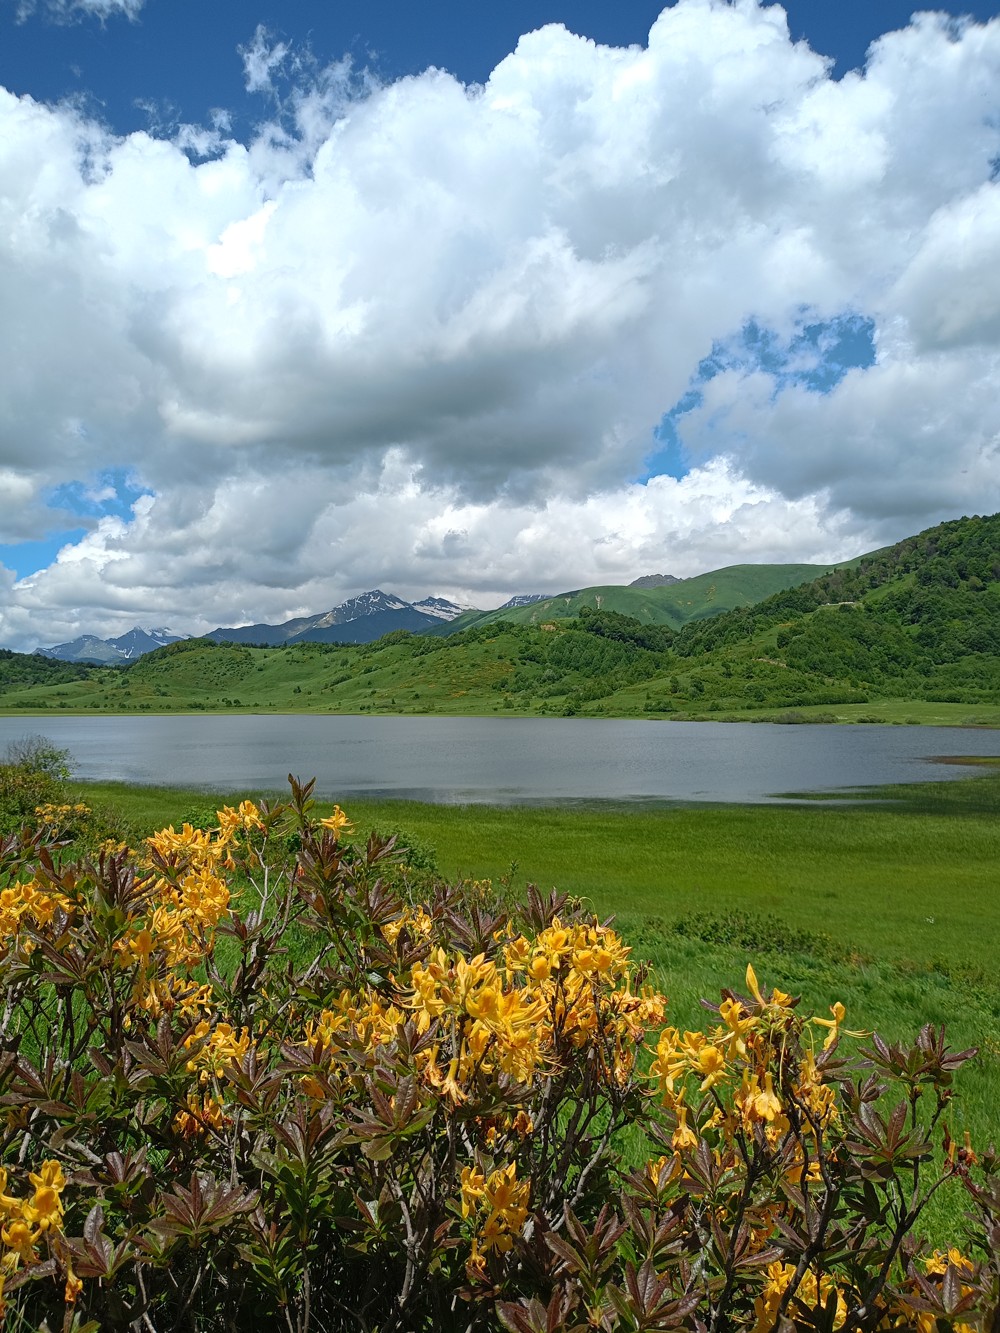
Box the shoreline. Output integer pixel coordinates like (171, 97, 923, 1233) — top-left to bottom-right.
(2, 704, 999, 728)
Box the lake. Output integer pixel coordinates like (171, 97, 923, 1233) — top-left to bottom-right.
(1, 715, 999, 804)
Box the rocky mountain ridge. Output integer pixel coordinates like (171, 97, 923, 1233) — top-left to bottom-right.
(629, 574, 680, 588)
(37, 579, 691, 663)
(206, 591, 475, 648)
(38, 593, 481, 663)
(495, 594, 552, 609)
(39, 626, 186, 666)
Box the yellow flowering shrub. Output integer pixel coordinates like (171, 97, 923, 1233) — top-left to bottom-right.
(0, 1159, 78, 1318)
(0, 775, 997, 1332)
(33, 802, 91, 835)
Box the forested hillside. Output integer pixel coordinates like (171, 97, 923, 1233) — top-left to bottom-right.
(0, 649, 93, 690)
(670, 512, 1000, 706)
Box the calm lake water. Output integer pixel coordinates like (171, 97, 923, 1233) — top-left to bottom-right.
(1, 715, 999, 805)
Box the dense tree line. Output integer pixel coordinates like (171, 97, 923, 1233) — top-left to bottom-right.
(0, 649, 93, 692)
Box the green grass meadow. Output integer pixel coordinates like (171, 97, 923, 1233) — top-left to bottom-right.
(66, 765, 1000, 1236)
(70, 770, 1000, 1054)
(69, 768, 1000, 955)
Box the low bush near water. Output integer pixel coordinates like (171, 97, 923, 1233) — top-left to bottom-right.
(0, 779, 998, 1331)
(0, 736, 74, 840)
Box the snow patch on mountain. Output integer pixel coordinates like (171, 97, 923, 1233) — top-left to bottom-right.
(496, 594, 552, 610)
(412, 597, 475, 621)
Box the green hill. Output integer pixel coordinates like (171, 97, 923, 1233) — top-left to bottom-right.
(436, 562, 835, 634)
(620, 510, 1000, 721)
(1, 515, 998, 723)
(0, 613, 682, 718)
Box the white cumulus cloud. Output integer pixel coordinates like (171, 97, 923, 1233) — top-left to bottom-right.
(0, 0, 999, 649)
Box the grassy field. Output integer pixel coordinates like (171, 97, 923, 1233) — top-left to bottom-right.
(69, 767, 1000, 954)
(70, 770, 1000, 1028)
(613, 697, 1000, 727)
(66, 766, 1000, 1235)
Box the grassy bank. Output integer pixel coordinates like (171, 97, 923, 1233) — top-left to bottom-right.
(5, 692, 1000, 727)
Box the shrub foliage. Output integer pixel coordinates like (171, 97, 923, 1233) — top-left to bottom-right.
(0, 779, 997, 1331)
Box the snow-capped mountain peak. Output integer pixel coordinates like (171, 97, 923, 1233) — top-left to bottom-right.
(411, 596, 472, 621)
(40, 626, 186, 665)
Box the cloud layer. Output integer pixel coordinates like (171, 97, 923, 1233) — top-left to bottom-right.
(14, 0, 144, 22)
(1, 0, 999, 648)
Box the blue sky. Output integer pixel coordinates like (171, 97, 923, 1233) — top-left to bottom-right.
(645, 312, 878, 481)
(7, 0, 997, 135)
(0, 0, 999, 646)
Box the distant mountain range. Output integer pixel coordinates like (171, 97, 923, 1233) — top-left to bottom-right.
(495, 594, 553, 609)
(433, 563, 836, 637)
(38, 592, 480, 663)
(34, 567, 830, 664)
(205, 590, 476, 648)
(40, 626, 186, 666)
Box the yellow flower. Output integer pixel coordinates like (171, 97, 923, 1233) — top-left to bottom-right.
(425, 1054, 466, 1105)
(147, 822, 217, 869)
(174, 1093, 230, 1138)
(812, 1000, 846, 1049)
(482, 1163, 530, 1243)
(694, 1042, 726, 1091)
(528, 952, 552, 982)
(0, 878, 73, 946)
(652, 1028, 728, 1096)
(465, 1241, 487, 1282)
(511, 1110, 533, 1136)
(216, 801, 263, 840)
(753, 1262, 847, 1333)
(319, 805, 353, 836)
(752, 1072, 783, 1123)
(718, 997, 755, 1057)
(459, 1165, 486, 1218)
(64, 1258, 83, 1304)
(646, 1155, 671, 1187)
(650, 1027, 683, 1099)
(24, 1161, 65, 1232)
(382, 906, 433, 946)
(173, 979, 215, 1019)
(0, 1170, 20, 1221)
(1, 1217, 38, 1266)
(116, 926, 154, 970)
(796, 1051, 837, 1120)
(183, 1021, 251, 1082)
(923, 1248, 974, 1276)
(672, 1105, 698, 1151)
(752, 1261, 792, 1333)
(480, 1210, 515, 1253)
(746, 964, 792, 1011)
(503, 935, 532, 972)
